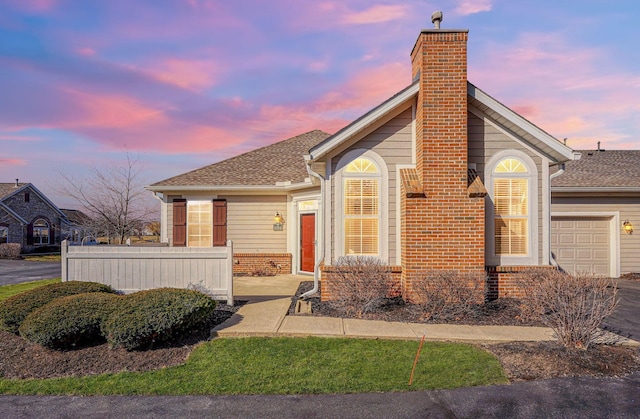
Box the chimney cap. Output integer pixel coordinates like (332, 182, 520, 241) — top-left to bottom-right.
(431, 11, 443, 29)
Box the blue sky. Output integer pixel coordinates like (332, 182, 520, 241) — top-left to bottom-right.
(1, 0, 638, 208)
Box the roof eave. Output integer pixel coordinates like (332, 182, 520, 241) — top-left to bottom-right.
(552, 186, 640, 193)
(146, 180, 316, 194)
(468, 83, 576, 162)
(309, 82, 419, 160)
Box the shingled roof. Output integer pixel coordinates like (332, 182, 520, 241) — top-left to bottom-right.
(552, 150, 640, 189)
(0, 182, 28, 200)
(149, 130, 331, 189)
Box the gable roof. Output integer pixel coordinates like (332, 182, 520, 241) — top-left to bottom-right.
(0, 201, 28, 224)
(0, 182, 67, 219)
(0, 182, 26, 200)
(552, 150, 640, 191)
(148, 130, 331, 192)
(309, 82, 577, 164)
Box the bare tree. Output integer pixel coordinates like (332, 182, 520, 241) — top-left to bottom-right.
(55, 153, 158, 244)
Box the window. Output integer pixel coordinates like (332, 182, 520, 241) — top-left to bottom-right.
(0, 226, 7, 244)
(493, 158, 528, 256)
(24, 192, 30, 203)
(343, 157, 380, 256)
(187, 201, 212, 247)
(172, 199, 227, 248)
(33, 219, 49, 245)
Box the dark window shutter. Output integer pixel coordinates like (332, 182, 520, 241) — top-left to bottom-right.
(50, 225, 55, 244)
(173, 199, 187, 247)
(212, 199, 227, 246)
(27, 223, 34, 245)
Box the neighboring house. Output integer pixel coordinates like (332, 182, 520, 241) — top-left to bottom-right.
(0, 180, 68, 248)
(148, 21, 636, 300)
(60, 208, 94, 244)
(551, 149, 640, 278)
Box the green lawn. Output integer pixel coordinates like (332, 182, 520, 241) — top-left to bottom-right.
(22, 255, 61, 263)
(0, 337, 507, 395)
(0, 278, 61, 301)
(0, 280, 508, 395)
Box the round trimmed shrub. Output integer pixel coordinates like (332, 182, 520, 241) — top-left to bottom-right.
(19, 292, 121, 350)
(104, 288, 217, 351)
(0, 281, 115, 333)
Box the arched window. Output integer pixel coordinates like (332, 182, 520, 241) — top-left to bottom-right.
(343, 157, 380, 256)
(493, 158, 529, 256)
(33, 219, 50, 245)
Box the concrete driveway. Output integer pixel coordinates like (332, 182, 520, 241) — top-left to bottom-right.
(604, 278, 640, 341)
(0, 259, 61, 286)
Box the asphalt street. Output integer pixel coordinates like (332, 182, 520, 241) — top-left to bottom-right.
(1, 372, 640, 418)
(603, 279, 640, 341)
(0, 259, 61, 286)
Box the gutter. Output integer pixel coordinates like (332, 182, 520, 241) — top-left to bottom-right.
(299, 157, 325, 299)
(548, 163, 565, 267)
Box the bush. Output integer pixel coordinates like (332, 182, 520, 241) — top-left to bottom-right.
(19, 293, 120, 350)
(411, 270, 485, 321)
(0, 243, 21, 259)
(517, 269, 618, 349)
(326, 256, 393, 317)
(103, 288, 217, 350)
(0, 281, 115, 333)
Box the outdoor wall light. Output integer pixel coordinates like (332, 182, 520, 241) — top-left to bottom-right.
(273, 212, 284, 231)
(623, 220, 633, 235)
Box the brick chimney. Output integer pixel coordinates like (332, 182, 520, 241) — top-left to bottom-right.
(399, 15, 485, 301)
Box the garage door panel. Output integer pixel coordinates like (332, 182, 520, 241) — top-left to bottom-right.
(559, 233, 576, 245)
(551, 217, 611, 276)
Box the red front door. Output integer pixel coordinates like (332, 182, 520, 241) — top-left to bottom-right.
(300, 214, 316, 272)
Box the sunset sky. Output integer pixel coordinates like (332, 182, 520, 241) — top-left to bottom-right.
(1, 0, 639, 208)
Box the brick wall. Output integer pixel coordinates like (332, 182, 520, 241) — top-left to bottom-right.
(320, 265, 402, 301)
(486, 265, 556, 299)
(233, 253, 292, 276)
(400, 29, 485, 302)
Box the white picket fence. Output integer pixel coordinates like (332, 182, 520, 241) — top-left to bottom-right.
(61, 240, 234, 305)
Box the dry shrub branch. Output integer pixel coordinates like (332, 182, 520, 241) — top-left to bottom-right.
(327, 256, 393, 317)
(412, 270, 485, 321)
(517, 268, 618, 349)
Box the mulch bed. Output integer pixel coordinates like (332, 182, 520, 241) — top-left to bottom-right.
(0, 301, 243, 380)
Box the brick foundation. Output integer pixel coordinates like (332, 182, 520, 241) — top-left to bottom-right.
(233, 253, 292, 276)
(486, 265, 556, 299)
(320, 265, 402, 301)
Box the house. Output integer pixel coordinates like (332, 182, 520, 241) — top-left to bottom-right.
(147, 17, 637, 300)
(0, 180, 69, 248)
(551, 149, 640, 278)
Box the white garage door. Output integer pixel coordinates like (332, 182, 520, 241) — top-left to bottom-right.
(551, 217, 610, 276)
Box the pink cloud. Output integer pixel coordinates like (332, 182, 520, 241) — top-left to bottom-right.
(7, 0, 56, 12)
(76, 47, 96, 57)
(454, 0, 492, 15)
(146, 58, 220, 91)
(0, 158, 26, 166)
(341, 4, 409, 25)
(469, 32, 640, 150)
(0, 134, 41, 142)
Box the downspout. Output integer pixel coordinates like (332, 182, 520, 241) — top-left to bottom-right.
(548, 163, 565, 267)
(300, 158, 325, 299)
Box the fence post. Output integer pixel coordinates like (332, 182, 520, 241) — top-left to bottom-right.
(61, 239, 68, 282)
(226, 240, 234, 306)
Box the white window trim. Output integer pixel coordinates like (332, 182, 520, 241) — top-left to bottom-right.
(486, 150, 538, 266)
(186, 200, 213, 248)
(0, 226, 8, 243)
(334, 149, 389, 261)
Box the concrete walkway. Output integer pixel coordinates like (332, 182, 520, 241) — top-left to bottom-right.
(212, 275, 639, 346)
